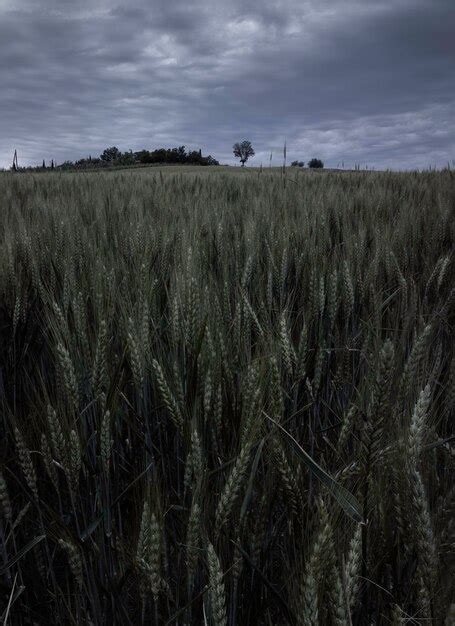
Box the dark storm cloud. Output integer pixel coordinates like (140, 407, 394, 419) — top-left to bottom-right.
(0, 0, 454, 169)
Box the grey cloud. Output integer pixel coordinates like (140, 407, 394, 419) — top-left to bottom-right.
(0, 0, 454, 169)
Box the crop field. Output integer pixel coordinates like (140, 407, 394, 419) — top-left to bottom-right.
(0, 167, 454, 624)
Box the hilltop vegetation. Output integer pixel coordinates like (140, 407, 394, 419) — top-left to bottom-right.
(0, 168, 454, 624)
(11, 145, 219, 172)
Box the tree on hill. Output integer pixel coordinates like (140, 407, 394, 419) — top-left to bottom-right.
(100, 146, 121, 163)
(117, 150, 135, 166)
(308, 158, 324, 169)
(233, 140, 255, 167)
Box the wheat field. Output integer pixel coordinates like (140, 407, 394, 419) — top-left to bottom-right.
(0, 167, 454, 624)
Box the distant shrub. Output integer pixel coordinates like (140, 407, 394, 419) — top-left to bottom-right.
(291, 161, 305, 167)
(308, 158, 324, 169)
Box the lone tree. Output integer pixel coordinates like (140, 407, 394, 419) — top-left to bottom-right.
(308, 158, 324, 169)
(233, 140, 255, 167)
(100, 146, 121, 163)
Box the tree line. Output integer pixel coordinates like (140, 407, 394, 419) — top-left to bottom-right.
(10, 146, 219, 171)
(8, 141, 324, 171)
(61, 146, 220, 169)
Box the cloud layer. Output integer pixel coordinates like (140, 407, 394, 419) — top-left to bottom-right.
(1, 0, 454, 169)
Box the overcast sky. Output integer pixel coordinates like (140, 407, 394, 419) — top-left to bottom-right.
(0, 0, 454, 170)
